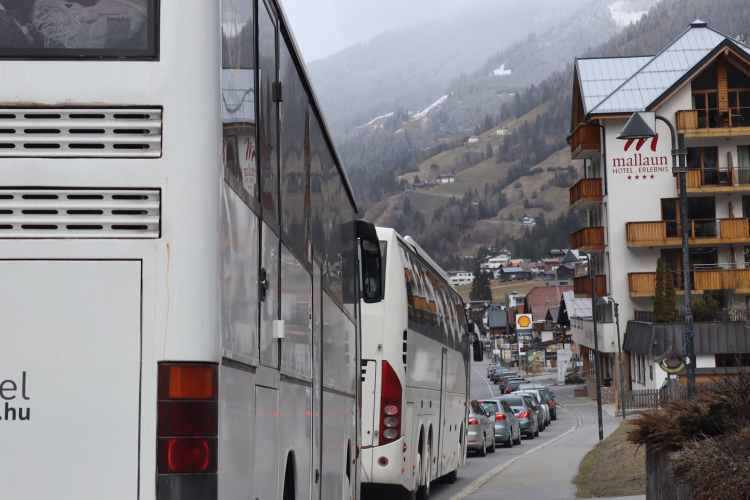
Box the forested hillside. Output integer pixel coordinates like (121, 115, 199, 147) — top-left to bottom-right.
(346, 0, 750, 269)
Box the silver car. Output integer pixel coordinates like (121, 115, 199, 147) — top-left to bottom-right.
(477, 398, 522, 447)
(468, 400, 495, 456)
(496, 394, 539, 439)
(516, 389, 551, 427)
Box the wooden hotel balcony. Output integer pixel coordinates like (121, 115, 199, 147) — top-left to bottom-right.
(626, 218, 750, 247)
(629, 268, 750, 297)
(569, 178, 603, 210)
(570, 124, 601, 160)
(573, 275, 608, 298)
(676, 167, 750, 194)
(676, 109, 750, 138)
(571, 226, 605, 252)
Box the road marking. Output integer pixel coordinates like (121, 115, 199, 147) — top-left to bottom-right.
(472, 366, 494, 398)
(448, 403, 583, 500)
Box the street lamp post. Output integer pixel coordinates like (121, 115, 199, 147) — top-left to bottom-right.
(598, 297, 626, 420)
(562, 249, 604, 441)
(618, 112, 695, 399)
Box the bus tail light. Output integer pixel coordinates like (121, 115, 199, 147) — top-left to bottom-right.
(158, 363, 218, 500)
(380, 360, 402, 445)
(495, 413, 507, 421)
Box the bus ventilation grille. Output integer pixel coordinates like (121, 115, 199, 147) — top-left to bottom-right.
(0, 189, 160, 238)
(0, 108, 162, 158)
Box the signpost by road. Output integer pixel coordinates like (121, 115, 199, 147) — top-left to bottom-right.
(557, 349, 573, 385)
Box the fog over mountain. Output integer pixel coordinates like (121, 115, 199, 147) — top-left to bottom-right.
(306, 0, 592, 139)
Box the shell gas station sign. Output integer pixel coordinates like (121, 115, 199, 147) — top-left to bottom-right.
(516, 314, 532, 330)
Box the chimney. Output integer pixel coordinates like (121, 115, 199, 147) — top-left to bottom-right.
(737, 34, 747, 45)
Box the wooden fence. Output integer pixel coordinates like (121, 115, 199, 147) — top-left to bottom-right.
(621, 383, 717, 410)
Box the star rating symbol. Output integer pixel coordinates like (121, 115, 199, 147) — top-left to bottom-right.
(635, 175, 639, 179)
(642, 175, 647, 180)
(651, 175, 655, 179)
(628, 175, 632, 180)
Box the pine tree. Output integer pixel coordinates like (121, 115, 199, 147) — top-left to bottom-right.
(470, 269, 493, 302)
(663, 262, 678, 322)
(486, 142, 493, 158)
(653, 258, 667, 323)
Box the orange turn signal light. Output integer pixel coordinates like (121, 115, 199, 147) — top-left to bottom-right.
(159, 364, 217, 400)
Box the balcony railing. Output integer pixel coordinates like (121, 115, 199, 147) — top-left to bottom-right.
(677, 167, 750, 192)
(626, 218, 750, 246)
(573, 274, 607, 298)
(571, 226, 605, 251)
(570, 123, 601, 159)
(569, 178, 603, 209)
(676, 108, 750, 136)
(629, 265, 750, 296)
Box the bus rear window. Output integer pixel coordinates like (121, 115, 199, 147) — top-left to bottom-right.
(0, 0, 157, 59)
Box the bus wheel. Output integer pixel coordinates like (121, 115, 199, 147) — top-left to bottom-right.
(417, 440, 430, 500)
(443, 469, 458, 484)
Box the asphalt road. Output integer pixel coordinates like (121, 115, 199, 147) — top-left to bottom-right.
(427, 360, 624, 500)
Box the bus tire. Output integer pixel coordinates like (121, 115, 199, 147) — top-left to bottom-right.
(443, 469, 458, 484)
(416, 439, 430, 499)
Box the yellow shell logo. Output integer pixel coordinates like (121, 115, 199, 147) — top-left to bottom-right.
(517, 315, 531, 328)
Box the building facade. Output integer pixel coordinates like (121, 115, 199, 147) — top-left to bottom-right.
(569, 20, 750, 391)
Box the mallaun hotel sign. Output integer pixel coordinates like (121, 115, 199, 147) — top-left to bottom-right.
(611, 134, 671, 178)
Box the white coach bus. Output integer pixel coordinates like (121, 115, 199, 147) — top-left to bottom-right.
(360, 228, 482, 499)
(0, 1, 381, 500)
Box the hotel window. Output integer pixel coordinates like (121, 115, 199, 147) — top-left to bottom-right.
(661, 197, 716, 238)
(727, 63, 750, 128)
(739, 147, 750, 185)
(691, 62, 718, 128)
(687, 147, 719, 185)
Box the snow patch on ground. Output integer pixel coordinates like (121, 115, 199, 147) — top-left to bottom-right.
(356, 111, 394, 129)
(608, 1, 647, 27)
(490, 63, 512, 77)
(410, 95, 448, 122)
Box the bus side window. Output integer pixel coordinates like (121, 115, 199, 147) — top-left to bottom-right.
(401, 248, 416, 322)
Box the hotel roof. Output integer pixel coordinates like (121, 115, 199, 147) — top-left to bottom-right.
(582, 21, 750, 117)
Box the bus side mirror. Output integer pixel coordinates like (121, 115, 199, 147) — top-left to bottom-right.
(357, 220, 382, 304)
(473, 340, 484, 362)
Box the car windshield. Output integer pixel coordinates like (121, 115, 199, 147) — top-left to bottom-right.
(499, 396, 524, 406)
(479, 401, 499, 413)
(539, 389, 552, 400)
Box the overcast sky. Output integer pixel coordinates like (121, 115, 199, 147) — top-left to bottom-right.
(281, 0, 482, 62)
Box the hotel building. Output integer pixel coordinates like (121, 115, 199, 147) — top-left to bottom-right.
(568, 21, 750, 394)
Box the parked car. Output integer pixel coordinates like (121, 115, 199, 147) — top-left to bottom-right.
(468, 400, 496, 456)
(491, 367, 513, 383)
(502, 378, 526, 393)
(516, 392, 549, 429)
(495, 394, 539, 439)
(477, 398, 522, 447)
(520, 384, 557, 420)
(495, 372, 520, 387)
(486, 363, 503, 378)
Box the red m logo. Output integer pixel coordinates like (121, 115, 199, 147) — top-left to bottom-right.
(624, 134, 659, 152)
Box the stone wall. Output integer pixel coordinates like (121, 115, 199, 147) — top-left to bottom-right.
(645, 447, 693, 500)
(585, 378, 617, 404)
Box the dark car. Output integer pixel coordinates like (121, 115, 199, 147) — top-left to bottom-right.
(504, 379, 527, 394)
(518, 393, 546, 431)
(520, 384, 557, 420)
(490, 366, 509, 382)
(495, 394, 539, 439)
(486, 363, 502, 378)
(499, 376, 525, 391)
(494, 371, 518, 386)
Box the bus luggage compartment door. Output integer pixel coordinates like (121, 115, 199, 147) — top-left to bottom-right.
(360, 360, 377, 447)
(0, 260, 142, 500)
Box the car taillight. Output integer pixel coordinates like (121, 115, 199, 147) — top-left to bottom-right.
(495, 413, 506, 421)
(468, 417, 479, 425)
(158, 363, 218, 500)
(380, 361, 402, 444)
(518, 412, 530, 419)
(549, 401, 555, 408)
(505, 388, 512, 393)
